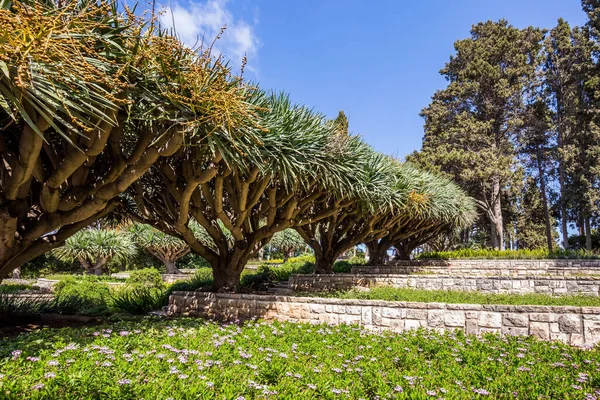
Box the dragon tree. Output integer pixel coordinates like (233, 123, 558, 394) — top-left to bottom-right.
(0, 0, 253, 278)
(125, 94, 366, 291)
(364, 164, 476, 264)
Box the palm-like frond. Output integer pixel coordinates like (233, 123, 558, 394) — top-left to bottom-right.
(52, 228, 136, 264)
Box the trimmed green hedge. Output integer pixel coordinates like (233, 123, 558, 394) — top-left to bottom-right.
(417, 248, 600, 260)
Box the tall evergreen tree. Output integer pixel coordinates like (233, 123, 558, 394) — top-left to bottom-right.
(414, 21, 544, 249)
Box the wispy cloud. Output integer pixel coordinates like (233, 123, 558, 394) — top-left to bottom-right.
(160, 0, 260, 72)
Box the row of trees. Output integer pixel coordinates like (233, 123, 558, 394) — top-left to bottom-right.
(0, 0, 475, 290)
(410, 1, 600, 251)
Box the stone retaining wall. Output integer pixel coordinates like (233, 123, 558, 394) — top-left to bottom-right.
(352, 259, 600, 277)
(288, 274, 600, 296)
(168, 291, 600, 346)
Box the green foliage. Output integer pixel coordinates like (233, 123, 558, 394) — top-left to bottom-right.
(569, 232, 600, 250)
(109, 287, 165, 315)
(125, 268, 164, 290)
(164, 268, 214, 295)
(19, 254, 78, 278)
(418, 248, 600, 260)
(1, 319, 599, 398)
(241, 256, 316, 288)
(0, 294, 49, 322)
(0, 283, 32, 294)
(51, 278, 112, 316)
(52, 229, 136, 273)
(176, 253, 212, 269)
(312, 286, 600, 307)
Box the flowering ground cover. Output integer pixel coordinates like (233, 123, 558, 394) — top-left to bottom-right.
(309, 286, 600, 307)
(1, 318, 599, 399)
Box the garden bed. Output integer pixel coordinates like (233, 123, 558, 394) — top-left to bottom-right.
(1, 318, 599, 398)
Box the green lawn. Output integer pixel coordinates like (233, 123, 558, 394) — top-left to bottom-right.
(307, 286, 600, 307)
(1, 318, 599, 399)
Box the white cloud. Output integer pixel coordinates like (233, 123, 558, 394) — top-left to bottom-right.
(160, 0, 260, 72)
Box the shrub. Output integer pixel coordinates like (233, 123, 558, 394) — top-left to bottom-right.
(110, 287, 165, 314)
(0, 293, 51, 321)
(241, 256, 315, 288)
(417, 248, 600, 260)
(126, 268, 164, 289)
(163, 268, 214, 301)
(50, 278, 111, 315)
(0, 283, 32, 294)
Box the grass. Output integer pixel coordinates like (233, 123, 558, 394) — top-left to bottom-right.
(0, 283, 33, 294)
(308, 286, 600, 307)
(0, 318, 599, 399)
(417, 248, 600, 260)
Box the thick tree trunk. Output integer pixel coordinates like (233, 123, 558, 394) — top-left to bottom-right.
(283, 250, 291, 263)
(393, 243, 412, 260)
(585, 216, 592, 252)
(365, 241, 386, 266)
(11, 267, 21, 279)
(164, 259, 181, 274)
(94, 257, 108, 275)
(212, 261, 245, 292)
(536, 146, 553, 251)
(314, 250, 337, 274)
(491, 177, 504, 250)
(79, 258, 94, 275)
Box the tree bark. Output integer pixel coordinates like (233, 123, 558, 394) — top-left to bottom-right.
(212, 259, 245, 292)
(314, 250, 338, 274)
(164, 259, 181, 274)
(393, 243, 412, 260)
(491, 176, 504, 250)
(585, 216, 592, 252)
(94, 257, 108, 275)
(365, 240, 386, 266)
(536, 146, 553, 251)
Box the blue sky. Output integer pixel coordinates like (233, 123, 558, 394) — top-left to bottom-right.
(160, 0, 587, 159)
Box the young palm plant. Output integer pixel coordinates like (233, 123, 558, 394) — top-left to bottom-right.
(52, 229, 136, 275)
(129, 224, 190, 274)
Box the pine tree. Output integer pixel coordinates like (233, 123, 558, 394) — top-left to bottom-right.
(415, 21, 544, 249)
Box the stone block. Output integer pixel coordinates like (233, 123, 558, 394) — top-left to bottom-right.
(346, 306, 361, 315)
(570, 334, 584, 347)
(427, 310, 444, 327)
(478, 312, 502, 328)
(503, 313, 528, 327)
(466, 320, 478, 335)
(502, 326, 529, 336)
(406, 309, 427, 320)
(382, 307, 404, 319)
(529, 313, 552, 322)
(557, 314, 582, 334)
(361, 307, 372, 326)
(372, 307, 382, 325)
(405, 319, 424, 330)
(530, 322, 550, 340)
(444, 311, 466, 327)
(584, 320, 600, 344)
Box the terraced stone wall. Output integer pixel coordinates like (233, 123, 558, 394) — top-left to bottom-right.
(168, 291, 600, 347)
